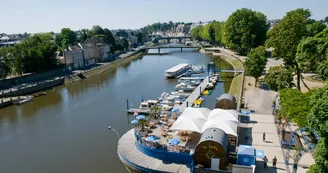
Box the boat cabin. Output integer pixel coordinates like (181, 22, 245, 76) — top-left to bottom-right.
(139, 100, 158, 109)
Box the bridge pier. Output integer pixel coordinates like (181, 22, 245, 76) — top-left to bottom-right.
(158, 48, 160, 54)
(181, 47, 183, 52)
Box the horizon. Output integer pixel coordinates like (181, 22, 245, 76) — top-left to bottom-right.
(2, 0, 328, 34)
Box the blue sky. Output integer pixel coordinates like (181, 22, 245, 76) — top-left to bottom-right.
(2, 0, 327, 34)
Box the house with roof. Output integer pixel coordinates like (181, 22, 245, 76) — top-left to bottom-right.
(79, 37, 110, 64)
(63, 45, 85, 71)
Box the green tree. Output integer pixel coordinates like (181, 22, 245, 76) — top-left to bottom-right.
(307, 21, 327, 37)
(266, 8, 311, 90)
(317, 60, 328, 81)
(80, 29, 91, 42)
(278, 88, 311, 127)
(137, 32, 143, 43)
(136, 119, 147, 132)
(212, 21, 224, 45)
(19, 33, 58, 73)
(264, 66, 294, 91)
(149, 106, 161, 120)
(190, 25, 203, 41)
(224, 8, 268, 55)
(307, 86, 328, 173)
(244, 46, 267, 86)
(200, 23, 215, 43)
(296, 37, 327, 72)
(103, 28, 116, 46)
(55, 28, 77, 49)
(115, 30, 129, 38)
(91, 25, 105, 36)
(120, 38, 129, 50)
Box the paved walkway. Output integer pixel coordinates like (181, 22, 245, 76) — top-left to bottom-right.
(243, 76, 314, 173)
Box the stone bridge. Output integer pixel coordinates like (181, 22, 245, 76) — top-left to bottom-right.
(151, 36, 193, 43)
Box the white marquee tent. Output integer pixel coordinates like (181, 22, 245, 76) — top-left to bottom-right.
(170, 107, 240, 136)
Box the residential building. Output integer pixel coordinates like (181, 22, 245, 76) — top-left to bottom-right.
(79, 37, 110, 64)
(63, 46, 85, 71)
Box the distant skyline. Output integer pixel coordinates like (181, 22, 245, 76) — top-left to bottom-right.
(2, 0, 328, 34)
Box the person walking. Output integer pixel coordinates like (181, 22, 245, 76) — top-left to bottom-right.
(272, 156, 277, 167)
(263, 156, 268, 168)
(263, 132, 266, 142)
(293, 163, 298, 173)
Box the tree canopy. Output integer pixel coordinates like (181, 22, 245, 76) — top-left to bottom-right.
(55, 28, 77, 50)
(224, 8, 268, 55)
(266, 8, 311, 90)
(278, 88, 312, 127)
(190, 25, 203, 41)
(244, 46, 267, 85)
(307, 21, 327, 37)
(307, 86, 328, 173)
(264, 66, 294, 91)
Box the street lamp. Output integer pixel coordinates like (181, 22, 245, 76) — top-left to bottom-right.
(108, 126, 120, 140)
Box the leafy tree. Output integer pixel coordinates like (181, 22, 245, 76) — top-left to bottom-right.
(115, 30, 129, 38)
(103, 28, 116, 46)
(80, 29, 91, 43)
(149, 106, 161, 120)
(264, 66, 294, 91)
(91, 25, 105, 36)
(137, 32, 143, 43)
(55, 28, 77, 49)
(317, 60, 328, 81)
(278, 88, 311, 127)
(266, 8, 311, 90)
(120, 38, 129, 50)
(0, 47, 15, 78)
(224, 8, 268, 55)
(190, 25, 203, 41)
(307, 86, 328, 173)
(307, 21, 327, 37)
(212, 21, 224, 45)
(244, 46, 267, 86)
(324, 16, 328, 23)
(136, 119, 147, 132)
(296, 37, 327, 72)
(19, 33, 58, 73)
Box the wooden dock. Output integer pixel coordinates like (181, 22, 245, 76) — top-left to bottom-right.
(174, 76, 209, 112)
(117, 129, 190, 173)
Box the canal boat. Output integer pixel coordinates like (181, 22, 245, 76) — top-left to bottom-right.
(175, 83, 195, 91)
(13, 96, 33, 105)
(139, 100, 159, 109)
(165, 63, 191, 78)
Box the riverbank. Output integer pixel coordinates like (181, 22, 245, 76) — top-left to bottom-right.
(65, 52, 144, 83)
(200, 48, 245, 110)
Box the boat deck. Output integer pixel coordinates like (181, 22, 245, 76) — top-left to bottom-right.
(174, 76, 209, 112)
(118, 129, 190, 173)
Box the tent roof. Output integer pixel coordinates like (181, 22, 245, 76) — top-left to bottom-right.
(170, 116, 205, 133)
(179, 107, 211, 120)
(170, 108, 240, 136)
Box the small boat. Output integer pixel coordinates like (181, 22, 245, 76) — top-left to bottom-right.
(175, 83, 195, 91)
(34, 92, 46, 97)
(205, 83, 214, 90)
(158, 104, 173, 111)
(139, 100, 158, 109)
(193, 97, 204, 107)
(14, 96, 33, 105)
(202, 90, 212, 95)
(171, 90, 190, 98)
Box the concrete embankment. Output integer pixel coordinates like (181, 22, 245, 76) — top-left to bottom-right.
(200, 48, 245, 110)
(65, 52, 145, 83)
(0, 78, 64, 98)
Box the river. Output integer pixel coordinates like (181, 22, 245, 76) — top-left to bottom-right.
(0, 47, 232, 173)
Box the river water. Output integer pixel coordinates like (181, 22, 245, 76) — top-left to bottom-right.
(0, 47, 232, 173)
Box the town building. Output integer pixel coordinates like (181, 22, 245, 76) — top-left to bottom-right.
(63, 46, 85, 71)
(79, 37, 110, 64)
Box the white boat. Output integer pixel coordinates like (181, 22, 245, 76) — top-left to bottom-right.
(171, 90, 190, 98)
(175, 83, 195, 91)
(14, 96, 33, 105)
(205, 83, 214, 90)
(165, 63, 191, 78)
(139, 100, 158, 109)
(191, 66, 205, 73)
(158, 104, 173, 111)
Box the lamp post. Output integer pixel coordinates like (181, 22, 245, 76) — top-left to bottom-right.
(108, 126, 120, 140)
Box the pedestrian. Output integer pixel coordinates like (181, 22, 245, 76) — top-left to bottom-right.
(263, 156, 268, 168)
(272, 156, 277, 167)
(263, 132, 266, 142)
(293, 163, 297, 173)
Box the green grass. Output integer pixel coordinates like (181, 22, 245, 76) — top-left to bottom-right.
(227, 56, 244, 109)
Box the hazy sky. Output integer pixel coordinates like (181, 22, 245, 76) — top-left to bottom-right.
(2, 0, 327, 34)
